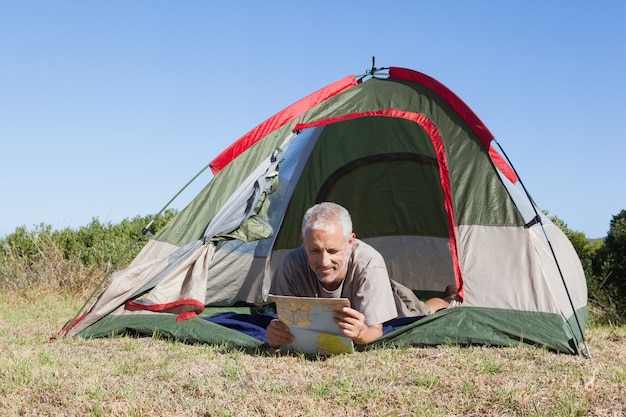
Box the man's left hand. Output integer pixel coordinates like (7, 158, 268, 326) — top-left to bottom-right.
(333, 307, 382, 345)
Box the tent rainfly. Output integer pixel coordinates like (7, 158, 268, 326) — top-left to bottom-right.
(61, 66, 589, 356)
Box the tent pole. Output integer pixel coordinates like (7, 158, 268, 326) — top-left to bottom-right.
(141, 164, 211, 238)
(493, 139, 592, 359)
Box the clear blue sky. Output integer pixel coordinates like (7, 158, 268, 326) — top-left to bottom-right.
(1, 1, 624, 239)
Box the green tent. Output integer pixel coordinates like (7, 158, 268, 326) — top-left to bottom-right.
(62, 67, 588, 355)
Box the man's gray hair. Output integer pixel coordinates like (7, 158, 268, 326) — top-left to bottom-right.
(301, 202, 353, 241)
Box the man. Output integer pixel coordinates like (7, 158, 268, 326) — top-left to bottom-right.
(266, 202, 455, 348)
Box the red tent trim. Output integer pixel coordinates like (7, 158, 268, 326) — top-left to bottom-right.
(388, 67, 494, 147)
(125, 299, 205, 322)
(489, 146, 518, 184)
(59, 310, 91, 337)
(389, 67, 516, 184)
(209, 75, 358, 174)
(294, 110, 464, 298)
(209, 67, 511, 188)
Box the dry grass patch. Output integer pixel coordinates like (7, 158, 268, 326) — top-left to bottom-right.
(1, 291, 625, 416)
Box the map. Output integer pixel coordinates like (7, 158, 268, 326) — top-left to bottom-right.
(269, 295, 354, 355)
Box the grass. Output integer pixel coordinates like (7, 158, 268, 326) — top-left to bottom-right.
(1, 290, 625, 416)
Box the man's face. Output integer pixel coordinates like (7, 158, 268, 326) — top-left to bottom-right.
(302, 222, 355, 292)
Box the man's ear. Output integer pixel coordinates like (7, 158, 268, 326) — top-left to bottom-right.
(347, 232, 356, 249)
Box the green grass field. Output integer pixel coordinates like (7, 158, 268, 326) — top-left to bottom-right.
(1, 290, 624, 417)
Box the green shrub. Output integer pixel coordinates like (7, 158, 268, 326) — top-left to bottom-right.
(590, 210, 626, 323)
(0, 209, 177, 294)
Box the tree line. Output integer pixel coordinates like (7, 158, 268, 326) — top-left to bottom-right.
(1, 208, 624, 324)
(555, 209, 626, 324)
(0, 210, 177, 294)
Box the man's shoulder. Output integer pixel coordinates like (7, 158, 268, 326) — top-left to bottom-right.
(352, 239, 382, 256)
(283, 245, 307, 264)
(351, 239, 385, 265)
(287, 244, 306, 255)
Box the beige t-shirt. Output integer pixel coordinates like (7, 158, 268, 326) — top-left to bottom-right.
(270, 239, 398, 326)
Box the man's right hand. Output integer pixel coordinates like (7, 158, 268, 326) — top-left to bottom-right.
(266, 319, 294, 348)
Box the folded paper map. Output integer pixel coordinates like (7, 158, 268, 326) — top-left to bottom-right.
(269, 294, 354, 355)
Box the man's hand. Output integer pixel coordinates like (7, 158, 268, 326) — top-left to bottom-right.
(266, 319, 294, 348)
(333, 307, 383, 345)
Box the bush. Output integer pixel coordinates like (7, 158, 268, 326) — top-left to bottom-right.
(548, 212, 625, 325)
(0, 209, 177, 294)
(591, 210, 626, 323)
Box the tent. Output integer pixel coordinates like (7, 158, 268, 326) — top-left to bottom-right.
(61, 66, 588, 355)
